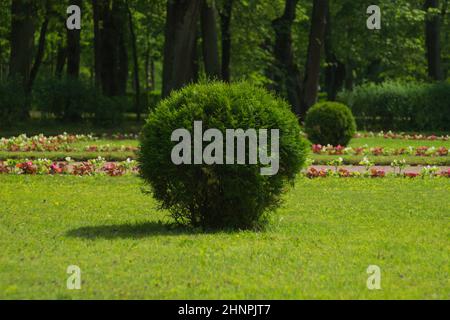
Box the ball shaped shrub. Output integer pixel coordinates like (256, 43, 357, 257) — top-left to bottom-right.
(139, 82, 308, 230)
(304, 101, 356, 146)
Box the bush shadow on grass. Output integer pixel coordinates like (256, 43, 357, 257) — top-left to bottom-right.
(65, 220, 247, 239)
(66, 221, 203, 240)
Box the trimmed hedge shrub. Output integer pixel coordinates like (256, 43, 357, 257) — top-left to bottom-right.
(139, 82, 309, 230)
(304, 102, 356, 146)
(338, 81, 450, 131)
(33, 77, 128, 125)
(34, 77, 94, 121)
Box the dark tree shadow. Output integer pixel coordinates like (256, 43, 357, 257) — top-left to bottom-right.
(66, 221, 201, 240)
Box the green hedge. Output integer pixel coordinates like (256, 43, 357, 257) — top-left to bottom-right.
(338, 81, 450, 131)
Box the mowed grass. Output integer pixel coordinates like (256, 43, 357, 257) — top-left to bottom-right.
(0, 175, 448, 300)
(349, 137, 450, 149)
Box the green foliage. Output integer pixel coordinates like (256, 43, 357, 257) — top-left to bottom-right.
(330, 0, 428, 84)
(92, 95, 127, 126)
(305, 101, 356, 146)
(338, 81, 450, 131)
(139, 82, 308, 230)
(34, 77, 95, 120)
(33, 77, 128, 125)
(0, 77, 28, 126)
(142, 90, 161, 112)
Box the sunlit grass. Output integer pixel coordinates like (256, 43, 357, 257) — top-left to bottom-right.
(0, 176, 448, 299)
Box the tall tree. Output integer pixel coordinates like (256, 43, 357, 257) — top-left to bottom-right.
(67, 0, 82, 79)
(28, 0, 52, 92)
(424, 0, 444, 80)
(9, 0, 37, 105)
(271, 0, 302, 115)
(323, 3, 345, 101)
(201, 0, 221, 79)
(219, 0, 233, 82)
(127, 0, 141, 121)
(96, 0, 129, 97)
(92, 0, 102, 89)
(162, 0, 202, 97)
(301, 0, 328, 118)
(55, 32, 67, 78)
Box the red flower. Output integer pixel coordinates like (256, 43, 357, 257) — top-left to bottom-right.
(16, 161, 37, 174)
(415, 146, 429, 156)
(404, 172, 420, 178)
(49, 163, 67, 174)
(338, 168, 351, 177)
(335, 145, 345, 155)
(370, 169, 385, 178)
(371, 147, 384, 156)
(437, 147, 448, 156)
(306, 168, 329, 178)
(312, 144, 323, 154)
(102, 163, 126, 177)
(440, 169, 450, 178)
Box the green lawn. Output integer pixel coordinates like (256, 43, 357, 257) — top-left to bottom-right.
(0, 176, 448, 299)
(349, 137, 450, 149)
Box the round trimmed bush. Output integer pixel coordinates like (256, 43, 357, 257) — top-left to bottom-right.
(139, 82, 308, 230)
(304, 101, 356, 146)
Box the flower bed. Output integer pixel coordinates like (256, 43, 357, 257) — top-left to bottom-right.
(305, 167, 450, 179)
(0, 133, 95, 152)
(0, 157, 138, 176)
(0, 133, 140, 152)
(1, 158, 448, 179)
(312, 144, 448, 157)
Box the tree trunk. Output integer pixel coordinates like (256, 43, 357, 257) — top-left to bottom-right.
(219, 0, 233, 82)
(28, 3, 51, 92)
(117, 2, 129, 96)
(9, 0, 37, 119)
(424, 0, 444, 81)
(97, 0, 129, 97)
(162, 0, 202, 98)
(272, 0, 302, 115)
(64, 0, 83, 122)
(127, 0, 141, 121)
(201, 0, 221, 79)
(55, 42, 67, 78)
(92, 0, 102, 89)
(300, 0, 328, 118)
(67, 0, 82, 79)
(323, 3, 345, 101)
(344, 61, 353, 90)
(150, 59, 155, 90)
(145, 39, 150, 91)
